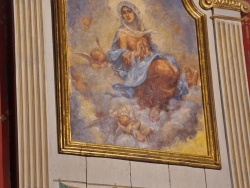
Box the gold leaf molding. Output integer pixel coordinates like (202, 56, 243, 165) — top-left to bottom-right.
(200, 0, 250, 13)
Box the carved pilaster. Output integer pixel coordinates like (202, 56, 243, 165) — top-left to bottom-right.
(214, 19, 250, 188)
(13, 0, 49, 187)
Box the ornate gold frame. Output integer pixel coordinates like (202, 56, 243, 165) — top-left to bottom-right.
(53, 0, 221, 169)
(200, 0, 250, 13)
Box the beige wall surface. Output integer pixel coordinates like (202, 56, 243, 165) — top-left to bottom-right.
(13, 0, 250, 187)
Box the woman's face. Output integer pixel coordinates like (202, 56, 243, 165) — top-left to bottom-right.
(121, 6, 136, 23)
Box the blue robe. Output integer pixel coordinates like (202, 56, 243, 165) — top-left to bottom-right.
(107, 31, 188, 100)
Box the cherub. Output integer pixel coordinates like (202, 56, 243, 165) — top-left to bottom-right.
(184, 67, 199, 88)
(110, 107, 152, 142)
(75, 37, 108, 69)
(89, 48, 108, 69)
(70, 67, 92, 97)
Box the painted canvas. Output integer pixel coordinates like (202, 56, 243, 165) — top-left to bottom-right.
(54, 0, 220, 168)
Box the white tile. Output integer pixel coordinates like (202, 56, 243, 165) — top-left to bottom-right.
(130, 161, 170, 188)
(169, 165, 206, 188)
(52, 181, 86, 188)
(87, 157, 131, 186)
(50, 155, 87, 183)
(87, 185, 110, 188)
(87, 182, 131, 188)
(87, 186, 129, 188)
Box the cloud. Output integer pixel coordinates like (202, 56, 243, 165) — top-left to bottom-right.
(70, 62, 205, 153)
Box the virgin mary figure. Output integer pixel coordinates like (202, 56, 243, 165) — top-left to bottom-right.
(108, 1, 188, 121)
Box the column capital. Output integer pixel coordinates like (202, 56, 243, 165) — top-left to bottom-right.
(200, 0, 250, 13)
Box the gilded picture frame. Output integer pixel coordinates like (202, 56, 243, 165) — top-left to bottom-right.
(53, 0, 221, 169)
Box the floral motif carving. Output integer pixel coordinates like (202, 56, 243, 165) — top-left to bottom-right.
(200, 0, 250, 13)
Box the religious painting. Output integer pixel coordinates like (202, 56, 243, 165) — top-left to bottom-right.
(53, 0, 221, 169)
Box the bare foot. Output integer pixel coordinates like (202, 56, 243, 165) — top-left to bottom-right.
(149, 106, 161, 122)
(135, 131, 147, 142)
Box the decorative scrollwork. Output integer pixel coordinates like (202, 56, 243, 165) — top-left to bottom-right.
(200, 0, 250, 13)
